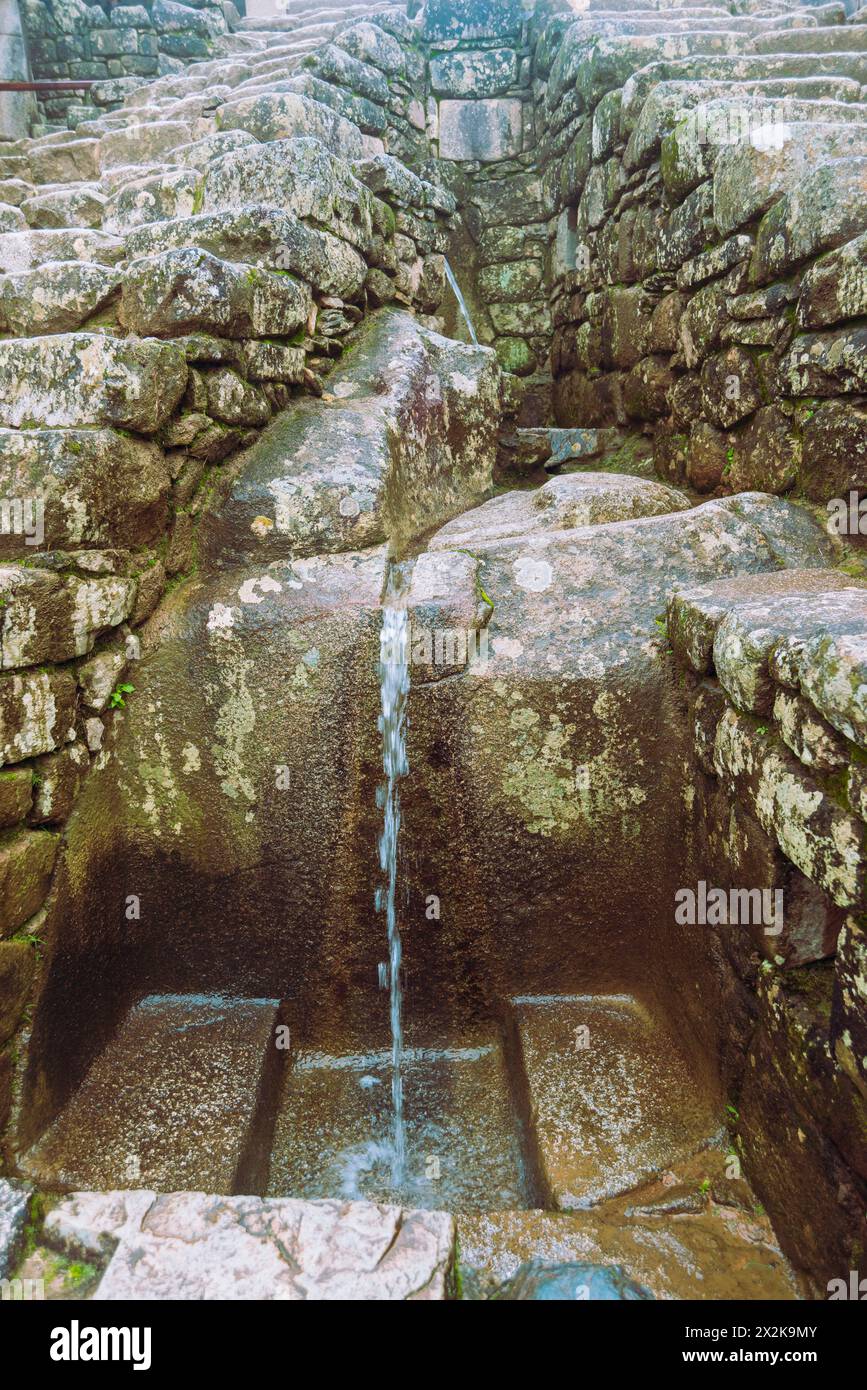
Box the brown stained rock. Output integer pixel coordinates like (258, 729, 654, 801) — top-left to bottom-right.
(832, 917, 867, 1100)
(700, 347, 763, 431)
(0, 569, 135, 670)
(0, 940, 33, 1046)
(0, 829, 59, 938)
(0, 429, 171, 560)
(0, 766, 31, 829)
(0, 669, 77, 767)
(511, 994, 720, 1210)
(457, 1144, 800, 1302)
(21, 994, 286, 1195)
(43, 1190, 454, 1300)
(801, 400, 867, 502)
(729, 405, 799, 494)
(687, 419, 729, 493)
(623, 355, 676, 421)
(740, 971, 867, 1287)
(30, 744, 89, 827)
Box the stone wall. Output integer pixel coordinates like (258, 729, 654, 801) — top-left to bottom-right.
(19, 0, 239, 129)
(540, 3, 867, 510)
(0, 14, 458, 1148)
(666, 571, 867, 1277)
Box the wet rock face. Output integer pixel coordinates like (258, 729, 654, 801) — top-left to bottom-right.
(199, 308, 501, 568)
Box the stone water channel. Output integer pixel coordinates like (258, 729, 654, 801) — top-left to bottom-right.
(0, 0, 865, 1301)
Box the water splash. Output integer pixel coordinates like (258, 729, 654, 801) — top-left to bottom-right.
(377, 584, 410, 1183)
(443, 257, 478, 346)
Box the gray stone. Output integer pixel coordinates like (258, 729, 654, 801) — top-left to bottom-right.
(438, 98, 523, 163)
(121, 247, 311, 339)
(43, 1191, 454, 1300)
(752, 158, 867, 284)
(430, 49, 519, 99)
(0, 335, 187, 433)
(0, 1178, 32, 1279)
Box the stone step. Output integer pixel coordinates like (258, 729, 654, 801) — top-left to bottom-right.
(20, 994, 285, 1194)
(754, 23, 867, 50)
(509, 995, 721, 1209)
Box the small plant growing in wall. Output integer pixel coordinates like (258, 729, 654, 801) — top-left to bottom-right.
(110, 683, 135, 710)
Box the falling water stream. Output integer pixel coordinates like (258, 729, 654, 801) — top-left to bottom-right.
(377, 572, 411, 1184)
(443, 257, 479, 346)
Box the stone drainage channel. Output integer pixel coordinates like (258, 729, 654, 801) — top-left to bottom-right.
(13, 579, 804, 1300)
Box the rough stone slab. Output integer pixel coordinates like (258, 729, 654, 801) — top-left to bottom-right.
(423, 0, 525, 42)
(0, 1178, 32, 1279)
(123, 204, 367, 300)
(438, 98, 523, 162)
(713, 709, 865, 908)
(626, 86, 865, 174)
(216, 91, 366, 159)
(661, 94, 867, 200)
(457, 1155, 799, 1300)
(21, 994, 283, 1194)
(0, 567, 135, 668)
(430, 49, 519, 99)
(0, 938, 33, 1045)
(511, 994, 719, 1209)
(268, 1034, 527, 1210)
(202, 136, 373, 252)
(0, 829, 59, 937)
(199, 308, 500, 568)
(0, 668, 77, 767)
(120, 247, 311, 339)
(714, 121, 867, 238)
(712, 589, 867, 726)
(752, 157, 867, 284)
(0, 227, 123, 275)
(44, 1190, 454, 1300)
(666, 569, 861, 675)
(0, 261, 119, 337)
(0, 428, 171, 557)
(430, 473, 688, 551)
(798, 231, 867, 329)
(0, 334, 188, 433)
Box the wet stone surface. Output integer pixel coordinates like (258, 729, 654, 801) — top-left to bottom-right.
(267, 1032, 531, 1213)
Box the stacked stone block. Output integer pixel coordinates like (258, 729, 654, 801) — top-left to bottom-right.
(540, 2, 867, 511)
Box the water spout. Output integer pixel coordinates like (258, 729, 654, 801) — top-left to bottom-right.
(377, 577, 410, 1184)
(443, 257, 478, 346)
